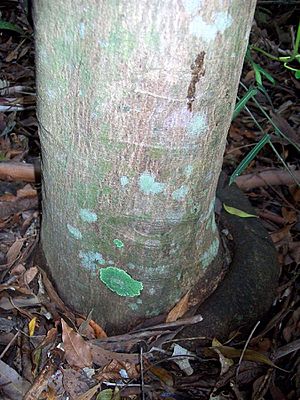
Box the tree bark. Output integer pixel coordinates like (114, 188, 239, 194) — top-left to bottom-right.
(34, 0, 256, 333)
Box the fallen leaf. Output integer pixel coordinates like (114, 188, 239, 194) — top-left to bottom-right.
(100, 358, 139, 380)
(77, 384, 101, 400)
(212, 339, 234, 375)
(270, 225, 291, 244)
(28, 317, 37, 336)
(171, 344, 194, 375)
(23, 266, 39, 285)
(281, 207, 297, 224)
(96, 388, 114, 400)
(6, 238, 24, 264)
(0, 295, 40, 310)
(207, 344, 287, 372)
(89, 319, 107, 339)
(149, 366, 174, 387)
(166, 291, 190, 323)
(96, 388, 120, 400)
(90, 343, 139, 367)
(17, 184, 37, 199)
(62, 368, 93, 399)
(0, 359, 30, 400)
(223, 203, 257, 218)
(61, 319, 93, 369)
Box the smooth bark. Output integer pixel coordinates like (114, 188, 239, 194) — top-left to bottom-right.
(34, 0, 256, 332)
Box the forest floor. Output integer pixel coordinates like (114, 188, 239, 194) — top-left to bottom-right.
(0, 1, 299, 399)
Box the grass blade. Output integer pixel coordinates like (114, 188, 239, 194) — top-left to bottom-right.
(229, 134, 270, 185)
(232, 88, 258, 120)
(0, 20, 24, 35)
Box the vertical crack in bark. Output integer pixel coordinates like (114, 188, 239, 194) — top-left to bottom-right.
(187, 51, 206, 111)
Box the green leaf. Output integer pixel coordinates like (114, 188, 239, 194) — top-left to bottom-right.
(209, 344, 288, 372)
(223, 204, 257, 218)
(229, 133, 270, 185)
(96, 389, 114, 400)
(295, 70, 300, 79)
(0, 20, 24, 35)
(232, 88, 258, 120)
(252, 62, 275, 85)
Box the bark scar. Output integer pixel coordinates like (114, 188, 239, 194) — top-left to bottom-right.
(187, 51, 206, 111)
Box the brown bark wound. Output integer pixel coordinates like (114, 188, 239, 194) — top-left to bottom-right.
(187, 51, 205, 111)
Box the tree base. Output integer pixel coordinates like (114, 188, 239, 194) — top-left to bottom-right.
(34, 177, 279, 343)
(177, 177, 279, 348)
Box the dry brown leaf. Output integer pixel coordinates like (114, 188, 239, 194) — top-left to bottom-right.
(289, 241, 300, 264)
(149, 366, 174, 387)
(40, 269, 74, 319)
(166, 291, 190, 323)
(23, 266, 39, 285)
(76, 384, 101, 400)
(90, 343, 138, 368)
(6, 238, 24, 264)
(45, 386, 57, 400)
(62, 368, 93, 398)
(61, 319, 93, 369)
(207, 345, 287, 372)
(270, 225, 291, 244)
(89, 319, 107, 338)
(281, 207, 297, 225)
(17, 184, 37, 199)
(102, 358, 140, 380)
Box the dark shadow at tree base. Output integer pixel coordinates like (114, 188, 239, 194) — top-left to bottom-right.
(177, 176, 279, 349)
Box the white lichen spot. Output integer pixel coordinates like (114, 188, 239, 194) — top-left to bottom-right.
(98, 39, 109, 48)
(187, 112, 207, 136)
(204, 170, 213, 183)
(145, 239, 161, 248)
(139, 171, 165, 195)
(120, 175, 129, 187)
(67, 224, 82, 240)
(79, 22, 86, 39)
(200, 238, 219, 269)
(148, 287, 156, 295)
(79, 208, 97, 223)
(166, 210, 186, 223)
(128, 303, 139, 311)
(182, 0, 202, 14)
(172, 185, 189, 201)
(184, 165, 193, 177)
(46, 88, 56, 100)
(211, 214, 217, 233)
(189, 12, 233, 42)
(79, 250, 106, 273)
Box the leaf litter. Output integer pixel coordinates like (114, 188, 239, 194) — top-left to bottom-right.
(0, 2, 299, 399)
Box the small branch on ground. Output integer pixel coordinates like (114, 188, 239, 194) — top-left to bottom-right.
(236, 169, 300, 190)
(0, 161, 40, 182)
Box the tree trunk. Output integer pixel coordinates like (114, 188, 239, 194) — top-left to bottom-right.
(34, 0, 256, 333)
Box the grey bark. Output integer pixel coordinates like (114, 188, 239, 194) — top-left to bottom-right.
(34, 0, 256, 332)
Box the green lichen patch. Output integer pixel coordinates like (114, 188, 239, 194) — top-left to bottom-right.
(99, 267, 143, 297)
(113, 239, 124, 248)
